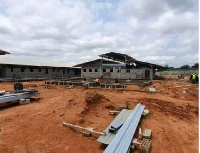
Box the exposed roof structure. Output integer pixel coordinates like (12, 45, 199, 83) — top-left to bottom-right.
(73, 59, 120, 67)
(74, 52, 163, 68)
(135, 60, 163, 68)
(0, 49, 10, 55)
(99, 52, 137, 63)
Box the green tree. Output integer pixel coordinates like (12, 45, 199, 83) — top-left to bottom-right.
(180, 65, 190, 69)
(192, 63, 199, 69)
(159, 64, 171, 71)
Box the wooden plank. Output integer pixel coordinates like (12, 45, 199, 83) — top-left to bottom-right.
(63, 122, 106, 137)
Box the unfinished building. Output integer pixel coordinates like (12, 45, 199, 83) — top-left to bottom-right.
(0, 64, 80, 79)
(0, 49, 80, 79)
(74, 52, 162, 80)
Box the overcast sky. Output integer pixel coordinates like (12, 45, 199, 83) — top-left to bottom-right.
(0, 0, 198, 67)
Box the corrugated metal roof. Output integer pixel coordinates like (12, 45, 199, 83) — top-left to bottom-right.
(97, 109, 133, 144)
(104, 103, 145, 153)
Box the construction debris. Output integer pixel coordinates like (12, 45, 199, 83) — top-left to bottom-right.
(140, 138, 152, 153)
(19, 99, 30, 105)
(109, 110, 120, 115)
(142, 129, 152, 139)
(148, 88, 161, 93)
(131, 131, 152, 153)
(66, 85, 75, 89)
(0, 89, 40, 105)
(143, 109, 149, 116)
(131, 138, 141, 149)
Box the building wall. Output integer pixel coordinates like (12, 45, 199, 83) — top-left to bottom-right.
(2, 67, 78, 79)
(81, 66, 153, 80)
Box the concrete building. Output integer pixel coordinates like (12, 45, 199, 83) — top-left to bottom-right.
(74, 52, 162, 80)
(0, 49, 80, 79)
(0, 64, 80, 79)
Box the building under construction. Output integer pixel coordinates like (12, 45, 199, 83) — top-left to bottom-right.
(0, 49, 80, 79)
(0, 50, 162, 80)
(0, 63, 80, 79)
(74, 52, 162, 80)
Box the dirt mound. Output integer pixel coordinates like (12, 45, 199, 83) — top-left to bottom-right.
(139, 98, 198, 119)
(150, 81, 174, 93)
(81, 92, 109, 114)
(85, 92, 108, 106)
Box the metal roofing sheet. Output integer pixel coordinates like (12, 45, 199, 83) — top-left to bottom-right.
(104, 103, 145, 153)
(97, 109, 133, 144)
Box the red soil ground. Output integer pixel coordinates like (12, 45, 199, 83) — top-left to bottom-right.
(0, 80, 198, 153)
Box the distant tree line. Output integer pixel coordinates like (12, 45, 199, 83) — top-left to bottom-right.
(158, 63, 199, 71)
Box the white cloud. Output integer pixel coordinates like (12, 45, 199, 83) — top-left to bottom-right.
(140, 55, 176, 65)
(180, 54, 199, 64)
(0, 14, 16, 34)
(0, 0, 198, 67)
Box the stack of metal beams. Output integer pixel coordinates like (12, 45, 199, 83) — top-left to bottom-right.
(0, 90, 40, 104)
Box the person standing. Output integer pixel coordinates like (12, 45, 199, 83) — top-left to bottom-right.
(95, 77, 100, 87)
(192, 74, 196, 84)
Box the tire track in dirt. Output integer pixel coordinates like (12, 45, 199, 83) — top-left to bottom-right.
(138, 98, 198, 119)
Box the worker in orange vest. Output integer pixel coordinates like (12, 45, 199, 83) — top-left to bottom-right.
(95, 77, 100, 87)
